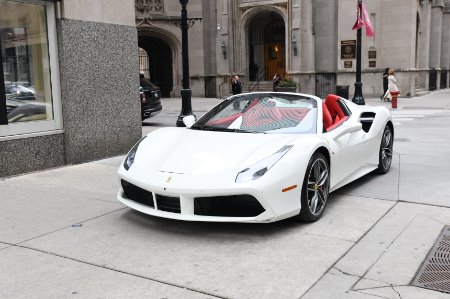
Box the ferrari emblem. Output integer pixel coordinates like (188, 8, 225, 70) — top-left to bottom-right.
(166, 176, 172, 183)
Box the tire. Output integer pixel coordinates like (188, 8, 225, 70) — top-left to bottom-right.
(377, 125, 393, 174)
(297, 153, 330, 222)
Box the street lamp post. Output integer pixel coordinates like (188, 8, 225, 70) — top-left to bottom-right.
(176, 0, 194, 127)
(352, 0, 365, 105)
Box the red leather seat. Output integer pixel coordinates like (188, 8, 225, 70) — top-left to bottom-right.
(323, 95, 349, 131)
(322, 101, 333, 131)
(325, 94, 346, 122)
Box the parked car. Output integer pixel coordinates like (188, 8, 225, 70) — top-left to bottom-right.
(140, 81, 162, 120)
(117, 92, 394, 223)
(5, 82, 36, 101)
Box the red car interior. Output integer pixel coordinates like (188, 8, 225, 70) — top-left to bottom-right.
(241, 105, 310, 129)
(323, 94, 348, 131)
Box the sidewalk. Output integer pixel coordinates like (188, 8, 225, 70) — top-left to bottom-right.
(1, 90, 450, 298)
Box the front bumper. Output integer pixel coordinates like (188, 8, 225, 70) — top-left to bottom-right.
(117, 172, 302, 223)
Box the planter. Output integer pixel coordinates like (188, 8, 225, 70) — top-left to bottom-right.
(276, 86, 297, 92)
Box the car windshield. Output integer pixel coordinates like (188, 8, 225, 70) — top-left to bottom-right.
(191, 93, 317, 134)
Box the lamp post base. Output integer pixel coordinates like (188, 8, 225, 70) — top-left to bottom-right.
(176, 89, 195, 127)
(352, 82, 365, 105)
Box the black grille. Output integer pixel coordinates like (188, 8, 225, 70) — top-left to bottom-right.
(194, 195, 265, 217)
(121, 180, 154, 208)
(155, 194, 181, 213)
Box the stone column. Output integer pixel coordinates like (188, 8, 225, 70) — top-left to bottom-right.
(314, 0, 337, 72)
(299, 0, 315, 72)
(442, 1, 450, 87)
(417, 1, 431, 69)
(430, 0, 444, 68)
(290, 0, 301, 71)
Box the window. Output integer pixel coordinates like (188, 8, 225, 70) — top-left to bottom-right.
(0, 0, 62, 138)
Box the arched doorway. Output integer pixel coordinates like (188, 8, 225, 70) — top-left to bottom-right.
(248, 12, 285, 81)
(138, 37, 173, 97)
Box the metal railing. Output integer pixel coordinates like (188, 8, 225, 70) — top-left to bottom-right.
(218, 78, 229, 99)
(248, 68, 266, 92)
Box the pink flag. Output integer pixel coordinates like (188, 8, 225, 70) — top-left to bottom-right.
(362, 1, 375, 37)
(352, 0, 375, 37)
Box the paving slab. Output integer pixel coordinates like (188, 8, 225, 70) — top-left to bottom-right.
(0, 181, 123, 244)
(19, 193, 393, 298)
(302, 269, 376, 299)
(399, 154, 450, 207)
(353, 214, 443, 287)
(358, 285, 450, 299)
(303, 194, 395, 242)
(0, 246, 216, 299)
(334, 203, 449, 295)
(93, 155, 125, 168)
(21, 209, 351, 299)
(2, 162, 121, 202)
(305, 203, 450, 298)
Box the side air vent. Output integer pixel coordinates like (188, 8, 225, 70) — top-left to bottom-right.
(359, 112, 376, 133)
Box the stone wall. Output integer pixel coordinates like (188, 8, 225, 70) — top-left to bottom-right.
(57, 19, 141, 164)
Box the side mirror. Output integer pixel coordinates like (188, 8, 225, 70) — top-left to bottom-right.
(333, 122, 362, 140)
(182, 115, 196, 128)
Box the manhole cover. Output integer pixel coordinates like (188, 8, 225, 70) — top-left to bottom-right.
(412, 226, 450, 294)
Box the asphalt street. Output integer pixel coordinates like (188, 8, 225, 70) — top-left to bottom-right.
(1, 90, 450, 298)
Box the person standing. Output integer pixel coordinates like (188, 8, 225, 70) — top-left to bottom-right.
(231, 75, 242, 95)
(384, 68, 398, 102)
(231, 75, 242, 110)
(381, 68, 389, 100)
(273, 73, 282, 91)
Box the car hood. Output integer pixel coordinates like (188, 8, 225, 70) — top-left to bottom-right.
(134, 127, 297, 176)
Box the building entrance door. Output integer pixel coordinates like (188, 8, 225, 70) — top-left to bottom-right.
(138, 37, 173, 98)
(264, 43, 285, 80)
(248, 11, 285, 81)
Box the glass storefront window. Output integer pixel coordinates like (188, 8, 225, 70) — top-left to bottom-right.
(1, 0, 55, 126)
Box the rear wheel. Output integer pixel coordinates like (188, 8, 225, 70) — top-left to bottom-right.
(298, 153, 330, 222)
(377, 125, 393, 174)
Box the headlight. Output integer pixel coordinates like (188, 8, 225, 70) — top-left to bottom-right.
(123, 136, 147, 170)
(236, 145, 293, 183)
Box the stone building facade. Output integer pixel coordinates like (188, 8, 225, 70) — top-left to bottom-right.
(137, 0, 450, 99)
(1, 0, 449, 177)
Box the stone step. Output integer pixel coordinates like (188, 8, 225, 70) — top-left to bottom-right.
(245, 81, 273, 92)
(415, 89, 430, 97)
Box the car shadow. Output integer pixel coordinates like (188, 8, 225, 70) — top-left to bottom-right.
(334, 171, 379, 194)
(142, 122, 165, 127)
(120, 208, 304, 238)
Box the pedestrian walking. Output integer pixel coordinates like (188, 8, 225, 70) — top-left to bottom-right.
(273, 73, 282, 91)
(380, 68, 389, 101)
(383, 68, 398, 102)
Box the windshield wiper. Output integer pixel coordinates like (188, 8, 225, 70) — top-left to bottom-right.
(234, 129, 266, 134)
(190, 125, 213, 131)
(191, 125, 265, 134)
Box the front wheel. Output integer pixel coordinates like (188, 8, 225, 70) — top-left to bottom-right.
(377, 125, 393, 174)
(297, 153, 330, 222)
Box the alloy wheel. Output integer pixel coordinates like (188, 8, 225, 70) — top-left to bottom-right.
(381, 128, 393, 170)
(306, 157, 329, 216)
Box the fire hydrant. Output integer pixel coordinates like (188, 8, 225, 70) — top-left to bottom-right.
(390, 91, 400, 109)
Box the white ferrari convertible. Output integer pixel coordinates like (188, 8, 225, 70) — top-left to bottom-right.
(117, 92, 393, 223)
